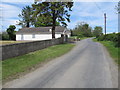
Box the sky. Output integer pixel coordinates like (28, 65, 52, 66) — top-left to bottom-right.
(0, 0, 119, 33)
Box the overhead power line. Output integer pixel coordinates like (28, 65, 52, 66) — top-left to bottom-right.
(94, 2, 105, 14)
(92, 0, 105, 14)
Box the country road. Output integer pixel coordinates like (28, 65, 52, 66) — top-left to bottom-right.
(3, 38, 118, 88)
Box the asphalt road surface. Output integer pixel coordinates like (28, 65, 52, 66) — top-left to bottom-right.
(3, 38, 118, 88)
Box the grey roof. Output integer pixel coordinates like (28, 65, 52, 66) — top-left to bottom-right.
(63, 30, 71, 34)
(16, 26, 66, 34)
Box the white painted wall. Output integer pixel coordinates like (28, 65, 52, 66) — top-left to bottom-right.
(67, 33, 71, 38)
(16, 34, 61, 41)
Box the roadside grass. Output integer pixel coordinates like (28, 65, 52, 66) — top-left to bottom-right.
(69, 36, 77, 39)
(0, 41, 29, 45)
(93, 38, 119, 65)
(0, 61, 2, 86)
(69, 36, 90, 40)
(80, 37, 90, 40)
(2, 43, 75, 82)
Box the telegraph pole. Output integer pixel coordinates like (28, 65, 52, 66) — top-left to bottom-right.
(104, 13, 106, 35)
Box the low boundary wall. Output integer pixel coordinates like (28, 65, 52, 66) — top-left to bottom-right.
(1, 37, 65, 60)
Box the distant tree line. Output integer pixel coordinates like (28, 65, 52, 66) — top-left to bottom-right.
(71, 22, 103, 38)
(1, 25, 16, 40)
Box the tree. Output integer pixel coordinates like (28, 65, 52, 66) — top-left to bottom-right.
(34, 15, 60, 27)
(116, 1, 120, 13)
(32, 2, 73, 38)
(93, 26, 103, 38)
(1, 32, 9, 40)
(72, 22, 93, 37)
(7, 25, 16, 40)
(82, 23, 92, 37)
(18, 6, 32, 27)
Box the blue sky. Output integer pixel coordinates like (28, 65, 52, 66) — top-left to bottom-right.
(0, 0, 119, 33)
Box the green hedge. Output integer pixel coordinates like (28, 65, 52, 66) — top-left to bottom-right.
(97, 33, 120, 47)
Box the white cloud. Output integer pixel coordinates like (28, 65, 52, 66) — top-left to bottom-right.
(1, 1, 118, 33)
(2, 0, 34, 3)
(0, 3, 22, 31)
(74, 0, 119, 2)
(2, 0, 120, 2)
(2, 19, 21, 31)
(67, 2, 118, 33)
(1, 3, 21, 20)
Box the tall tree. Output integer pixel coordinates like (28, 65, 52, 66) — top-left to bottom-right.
(117, 1, 120, 13)
(93, 26, 103, 38)
(7, 25, 16, 40)
(72, 22, 93, 37)
(32, 2, 73, 38)
(18, 6, 32, 27)
(82, 23, 92, 37)
(33, 15, 60, 27)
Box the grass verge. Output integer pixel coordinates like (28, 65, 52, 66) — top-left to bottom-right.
(69, 36, 77, 39)
(93, 39, 119, 65)
(69, 36, 90, 40)
(80, 37, 90, 40)
(0, 41, 29, 45)
(2, 43, 75, 82)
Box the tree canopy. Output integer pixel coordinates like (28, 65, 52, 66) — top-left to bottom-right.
(18, 6, 33, 27)
(18, 2, 73, 38)
(32, 2, 73, 38)
(93, 26, 103, 38)
(72, 22, 93, 37)
(7, 25, 16, 40)
(117, 1, 120, 13)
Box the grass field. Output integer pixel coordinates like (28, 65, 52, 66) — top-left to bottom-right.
(0, 41, 28, 45)
(69, 36, 89, 40)
(93, 39, 119, 65)
(2, 43, 75, 82)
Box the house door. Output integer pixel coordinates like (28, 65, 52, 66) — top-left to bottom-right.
(21, 34, 24, 40)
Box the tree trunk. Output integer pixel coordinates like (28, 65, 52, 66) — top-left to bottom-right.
(52, 9, 56, 39)
(26, 22, 30, 27)
(52, 25, 55, 39)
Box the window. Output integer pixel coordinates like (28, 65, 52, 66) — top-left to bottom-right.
(32, 34, 35, 38)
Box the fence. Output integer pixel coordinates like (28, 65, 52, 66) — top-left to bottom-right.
(1, 36, 67, 60)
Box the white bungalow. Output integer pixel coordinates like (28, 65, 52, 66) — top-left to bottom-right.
(16, 26, 71, 41)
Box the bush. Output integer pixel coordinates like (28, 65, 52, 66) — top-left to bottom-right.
(97, 35, 105, 41)
(114, 33, 120, 47)
(97, 33, 120, 47)
(77, 34, 84, 39)
(104, 33, 116, 41)
(114, 42, 120, 47)
(1, 32, 9, 40)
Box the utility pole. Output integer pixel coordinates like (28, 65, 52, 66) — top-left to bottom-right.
(104, 13, 106, 35)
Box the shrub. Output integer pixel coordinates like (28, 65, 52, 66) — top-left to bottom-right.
(97, 35, 105, 41)
(77, 34, 84, 39)
(104, 33, 116, 41)
(114, 42, 120, 47)
(97, 33, 120, 47)
(114, 33, 120, 47)
(1, 32, 9, 40)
